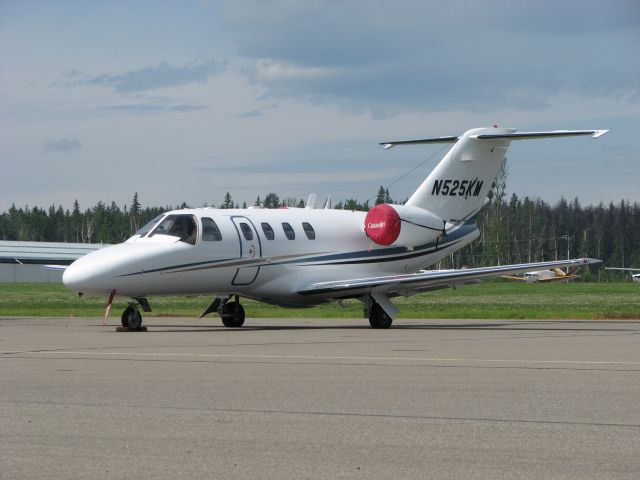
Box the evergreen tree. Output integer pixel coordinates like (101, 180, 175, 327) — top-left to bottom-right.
(221, 192, 234, 209)
(130, 192, 141, 234)
(1, 188, 639, 281)
(263, 193, 280, 208)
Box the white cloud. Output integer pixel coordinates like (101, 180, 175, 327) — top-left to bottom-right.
(44, 136, 82, 153)
(0, 0, 638, 211)
(255, 59, 343, 81)
(57, 59, 225, 94)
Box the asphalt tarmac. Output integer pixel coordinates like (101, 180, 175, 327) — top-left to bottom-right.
(1, 316, 639, 479)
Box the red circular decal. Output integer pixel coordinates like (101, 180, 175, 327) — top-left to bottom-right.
(364, 204, 401, 245)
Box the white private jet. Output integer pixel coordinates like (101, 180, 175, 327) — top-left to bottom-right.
(60, 126, 607, 329)
(605, 267, 640, 283)
(502, 267, 580, 283)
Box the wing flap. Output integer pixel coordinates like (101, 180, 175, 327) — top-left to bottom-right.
(298, 258, 600, 298)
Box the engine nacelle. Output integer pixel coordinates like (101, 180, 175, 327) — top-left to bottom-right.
(364, 204, 445, 247)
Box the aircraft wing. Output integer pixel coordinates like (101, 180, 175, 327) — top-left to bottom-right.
(537, 275, 580, 282)
(500, 275, 526, 282)
(298, 258, 600, 299)
(44, 265, 68, 271)
(606, 267, 640, 272)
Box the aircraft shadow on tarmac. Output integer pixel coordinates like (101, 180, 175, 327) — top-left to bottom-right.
(116, 320, 639, 333)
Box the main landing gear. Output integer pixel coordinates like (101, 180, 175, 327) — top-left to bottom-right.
(368, 302, 393, 329)
(120, 297, 151, 330)
(364, 294, 396, 329)
(200, 295, 246, 327)
(220, 297, 245, 328)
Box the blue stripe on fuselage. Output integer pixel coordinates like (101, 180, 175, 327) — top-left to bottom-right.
(117, 221, 478, 276)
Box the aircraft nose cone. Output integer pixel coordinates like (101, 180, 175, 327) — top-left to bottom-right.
(62, 262, 87, 291)
(61, 243, 154, 295)
(62, 246, 119, 293)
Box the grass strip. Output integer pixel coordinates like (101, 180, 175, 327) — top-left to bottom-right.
(0, 282, 638, 320)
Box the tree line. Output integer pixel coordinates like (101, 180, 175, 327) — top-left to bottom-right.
(1, 189, 638, 278)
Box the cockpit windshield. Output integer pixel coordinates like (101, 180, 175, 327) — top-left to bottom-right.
(135, 214, 165, 237)
(148, 214, 198, 245)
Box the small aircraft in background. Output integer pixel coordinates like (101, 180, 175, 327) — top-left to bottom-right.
(502, 267, 580, 283)
(57, 126, 607, 329)
(605, 267, 640, 283)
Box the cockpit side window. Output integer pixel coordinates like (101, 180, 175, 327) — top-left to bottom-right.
(136, 214, 164, 237)
(149, 214, 198, 245)
(201, 217, 222, 241)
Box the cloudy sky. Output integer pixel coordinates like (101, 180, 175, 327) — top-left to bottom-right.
(1, 0, 639, 212)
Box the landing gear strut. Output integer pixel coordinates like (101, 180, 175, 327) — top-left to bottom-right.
(219, 295, 245, 328)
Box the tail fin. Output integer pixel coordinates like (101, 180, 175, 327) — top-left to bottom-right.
(381, 127, 608, 222)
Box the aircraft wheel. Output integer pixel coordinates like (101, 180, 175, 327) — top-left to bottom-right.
(121, 305, 142, 329)
(369, 302, 393, 329)
(221, 301, 245, 328)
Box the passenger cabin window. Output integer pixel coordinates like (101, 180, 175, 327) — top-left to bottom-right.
(149, 214, 198, 245)
(136, 214, 164, 237)
(239, 222, 253, 241)
(261, 222, 275, 240)
(282, 222, 295, 240)
(302, 222, 316, 240)
(201, 217, 222, 241)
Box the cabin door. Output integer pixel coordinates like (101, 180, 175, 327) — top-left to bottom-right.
(230, 216, 262, 286)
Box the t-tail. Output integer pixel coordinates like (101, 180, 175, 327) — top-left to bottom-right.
(381, 127, 608, 223)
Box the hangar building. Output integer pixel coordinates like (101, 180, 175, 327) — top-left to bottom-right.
(0, 241, 106, 283)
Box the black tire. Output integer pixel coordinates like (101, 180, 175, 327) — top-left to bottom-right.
(369, 302, 393, 329)
(220, 301, 245, 328)
(121, 305, 142, 329)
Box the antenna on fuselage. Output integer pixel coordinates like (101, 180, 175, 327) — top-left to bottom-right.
(305, 193, 317, 209)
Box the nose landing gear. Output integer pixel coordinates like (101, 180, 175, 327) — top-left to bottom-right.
(121, 305, 143, 329)
(119, 297, 151, 331)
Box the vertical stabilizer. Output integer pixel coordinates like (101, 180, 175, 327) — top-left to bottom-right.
(405, 127, 514, 221)
(380, 127, 608, 223)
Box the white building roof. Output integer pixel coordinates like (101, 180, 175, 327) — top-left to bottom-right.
(0, 241, 107, 264)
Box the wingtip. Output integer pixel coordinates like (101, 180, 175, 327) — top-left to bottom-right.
(583, 257, 602, 264)
(592, 130, 609, 138)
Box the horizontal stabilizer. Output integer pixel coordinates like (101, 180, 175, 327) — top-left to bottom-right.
(380, 136, 459, 149)
(471, 130, 609, 140)
(380, 129, 608, 149)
